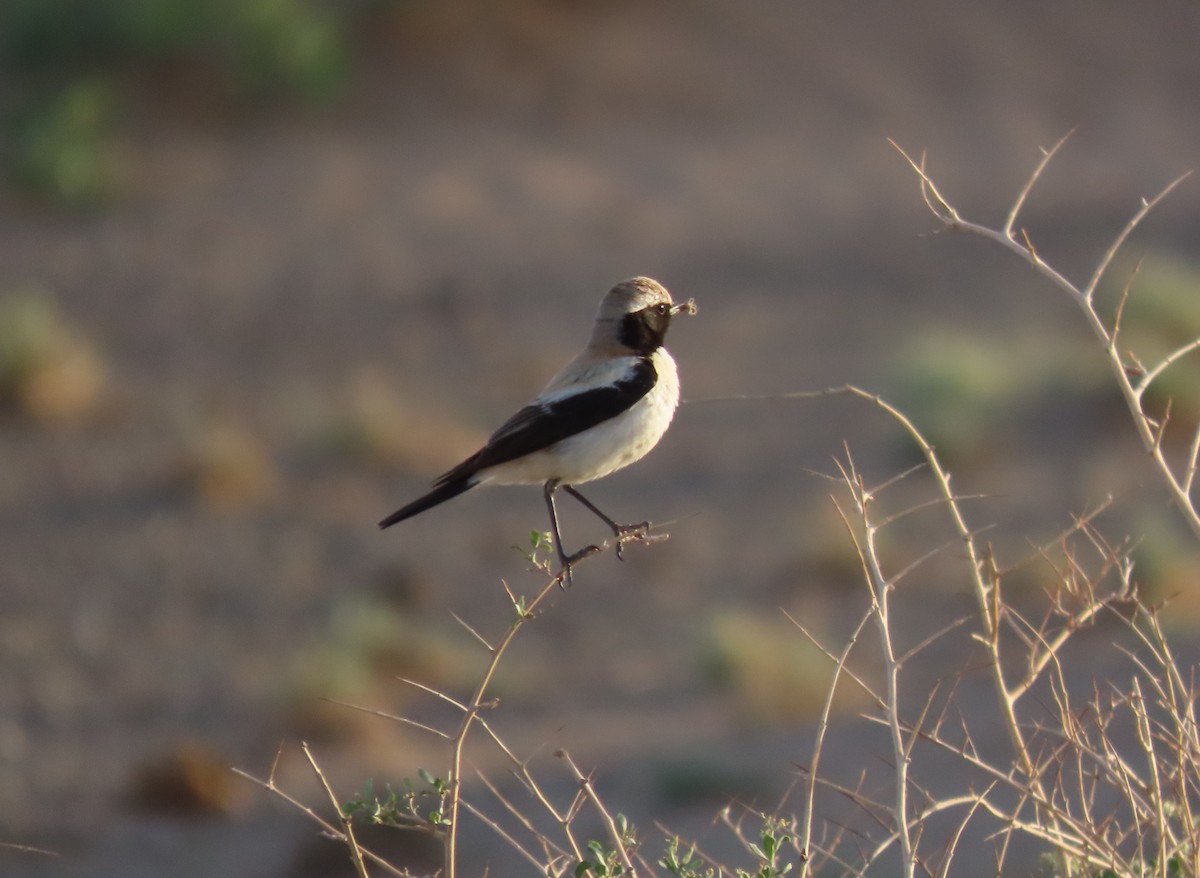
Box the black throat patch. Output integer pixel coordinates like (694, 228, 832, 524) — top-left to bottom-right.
(618, 305, 671, 354)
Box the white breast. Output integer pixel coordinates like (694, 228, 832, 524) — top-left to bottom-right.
(482, 348, 680, 486)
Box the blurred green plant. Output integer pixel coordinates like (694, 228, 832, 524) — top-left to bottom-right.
(886, 328, 1103, 463)
(1114, 253, 1200, 345)
(1126, 504, 1200, 621)
(700, 609, 858, 724)
(9, 79, 116, 203)
(311, 369, 484, 473)
(0, 0, 348, 95)
(292, 596, 470, 700)
(0, 0, 354, 202)
(1110, 253, 1200, 423)
(0, 290, 107, 422)
(1, 0, 203, 65)
(178, 418, 279, 508)
(227, 0, 347, 101)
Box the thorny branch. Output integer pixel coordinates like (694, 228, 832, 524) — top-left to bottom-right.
(891, 136, 1200, 544)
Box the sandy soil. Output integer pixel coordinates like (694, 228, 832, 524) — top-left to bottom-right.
(3, 2, 1200, 875)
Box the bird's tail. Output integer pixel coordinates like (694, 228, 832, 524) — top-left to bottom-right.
(378, 477, 476, 529)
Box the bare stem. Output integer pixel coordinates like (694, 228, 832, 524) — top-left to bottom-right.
(834, 451, 916, 878)
(444, 571, 582, 876)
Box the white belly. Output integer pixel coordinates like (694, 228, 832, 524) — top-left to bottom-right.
(481, 349, 680, 486)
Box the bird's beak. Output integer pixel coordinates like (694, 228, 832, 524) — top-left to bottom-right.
(670, 299, 698, 316)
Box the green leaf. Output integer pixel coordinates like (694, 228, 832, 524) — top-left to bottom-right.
(762, 832, 776, 859)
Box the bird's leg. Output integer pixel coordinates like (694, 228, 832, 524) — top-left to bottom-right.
(561, 484, 650, 562)
(543, 481, 601, 585)
(543, 480, 570, 583)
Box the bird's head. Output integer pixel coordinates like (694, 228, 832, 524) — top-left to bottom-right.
(592, 277, 696, 355)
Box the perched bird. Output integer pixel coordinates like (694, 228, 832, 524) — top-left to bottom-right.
(380, 277, 696, 581)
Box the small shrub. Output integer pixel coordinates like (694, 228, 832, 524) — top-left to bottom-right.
(8, 79, 117, 204)
(0, 0, 352, 201)
(178, 419, 278, 507)
(1112, 252, 1200, 423)
(700, 610, 860, 724)
(0, 291, 107, 422)
(887, 328, 1102, 463)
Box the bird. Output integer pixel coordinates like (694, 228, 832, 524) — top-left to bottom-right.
(379, 276, 696, 581)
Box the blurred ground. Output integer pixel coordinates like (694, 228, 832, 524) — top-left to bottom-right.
(3, 1, 1200, 875)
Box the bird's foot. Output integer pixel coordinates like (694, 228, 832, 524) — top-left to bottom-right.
(555, 544, 604, 587)
(612, 521, 651, 561)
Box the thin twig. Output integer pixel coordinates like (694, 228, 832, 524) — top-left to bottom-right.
(303, 742, 371, 878)
(321, 697, 451, 740)
(558, 750, 637, 875)
(1005, 130, 1074, 240)
(786, 604, 873, 877)
(1084, 171, 1193, 304)
(838, 448, 916, 878)
(1136, 337, 1200, 398)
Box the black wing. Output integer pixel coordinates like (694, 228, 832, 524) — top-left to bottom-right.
(434, 357, 656, 486)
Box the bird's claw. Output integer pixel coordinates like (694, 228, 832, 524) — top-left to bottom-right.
(612, 521, 651, 561)
(554, 566, 571, 589)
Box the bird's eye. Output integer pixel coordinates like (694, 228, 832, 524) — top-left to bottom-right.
(656, 303, 671, 315)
